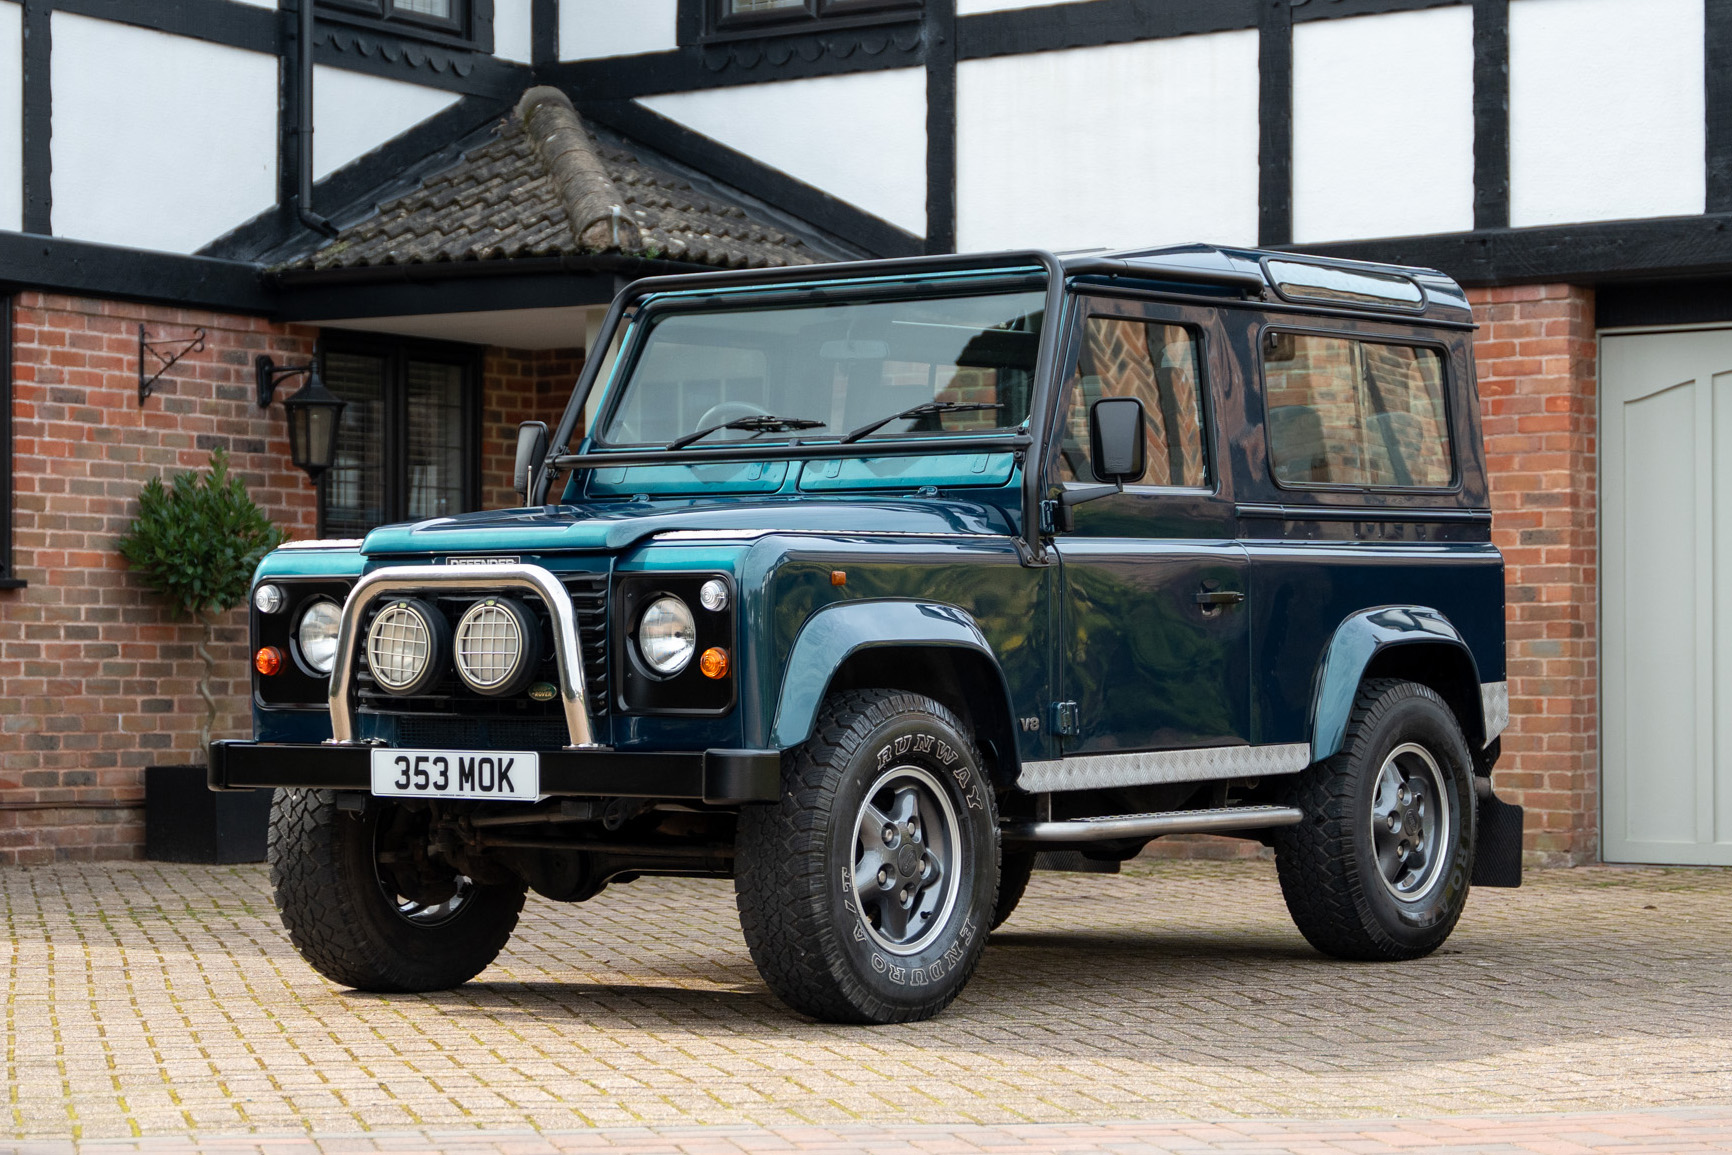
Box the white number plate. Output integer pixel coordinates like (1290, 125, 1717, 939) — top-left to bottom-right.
(370, 748, 540, 801)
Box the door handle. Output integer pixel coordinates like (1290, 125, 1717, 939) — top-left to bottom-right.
(1195, 590, 1246, 607)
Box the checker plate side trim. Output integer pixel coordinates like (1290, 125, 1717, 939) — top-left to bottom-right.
(1018, 743, 1313, 793)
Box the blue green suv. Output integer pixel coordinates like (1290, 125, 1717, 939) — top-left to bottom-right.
(214, 246, 1522, 1024)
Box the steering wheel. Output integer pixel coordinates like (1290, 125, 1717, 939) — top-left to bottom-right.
(694, 401, 771, 428)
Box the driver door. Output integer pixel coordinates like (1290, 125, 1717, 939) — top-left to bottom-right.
(1048, 297, 1251, 779)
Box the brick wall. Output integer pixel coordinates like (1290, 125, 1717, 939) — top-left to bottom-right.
(480, 347, 585, 509)
(1469, 284, 1598, 866)
(0, 293, 320, 864)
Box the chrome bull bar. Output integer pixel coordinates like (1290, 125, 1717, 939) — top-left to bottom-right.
(326, 563, 599, 748)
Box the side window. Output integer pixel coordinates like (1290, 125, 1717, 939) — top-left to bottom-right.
(1057, 316, 1208, 487)
(1263, 333, 1453, 489)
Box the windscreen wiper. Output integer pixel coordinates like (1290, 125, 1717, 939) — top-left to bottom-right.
(665, 414, 825, 451)
(839, 401, 1005, 444)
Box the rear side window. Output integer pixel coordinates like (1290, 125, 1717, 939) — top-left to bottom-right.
(1263, 333, 1453, 489)
(1056, 316, 1208, 487)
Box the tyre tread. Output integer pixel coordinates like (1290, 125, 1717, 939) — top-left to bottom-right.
(1273, 679, 1471, 962)
(735, 689, 997, 1023)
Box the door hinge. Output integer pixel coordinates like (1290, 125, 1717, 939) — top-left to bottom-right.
(1051, 700, 1079, 737)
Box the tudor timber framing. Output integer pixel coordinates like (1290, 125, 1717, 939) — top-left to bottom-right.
(12, 0, 1732, 307)
(33, 0, 524, 97)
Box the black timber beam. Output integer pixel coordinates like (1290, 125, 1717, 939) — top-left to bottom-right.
(1288, 214, 1732, 287)
(0, 233, 274, 314)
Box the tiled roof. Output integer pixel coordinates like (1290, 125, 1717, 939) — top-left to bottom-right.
(290, 88, 824, 272)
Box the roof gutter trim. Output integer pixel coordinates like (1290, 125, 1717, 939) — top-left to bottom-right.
(269, 253, 715, 289)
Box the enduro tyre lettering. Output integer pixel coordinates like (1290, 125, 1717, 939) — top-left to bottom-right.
(735, 689, 1000, 1024)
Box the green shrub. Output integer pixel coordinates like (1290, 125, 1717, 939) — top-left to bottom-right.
(118, 450, 287, 764)
(119, 449, 286, 618)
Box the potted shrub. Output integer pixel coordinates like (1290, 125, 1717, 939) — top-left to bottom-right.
(118, 450, 286, 863)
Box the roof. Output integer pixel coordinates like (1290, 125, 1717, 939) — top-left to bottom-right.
(284, 87, 836, 273)
(602, 244, 1474, 328)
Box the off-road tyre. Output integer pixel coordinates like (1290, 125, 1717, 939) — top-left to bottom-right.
(991, 850, 1036, 930)
(1273, 679, 1476, 962)
(268, 788, 525, 992)
(735, 689, 1000, 1023)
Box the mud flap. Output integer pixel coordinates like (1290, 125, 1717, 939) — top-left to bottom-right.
(1472, 777, 1524, 888)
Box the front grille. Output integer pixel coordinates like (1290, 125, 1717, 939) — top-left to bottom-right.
(355, 569, 611, 741)
(397, 716, 570, 750)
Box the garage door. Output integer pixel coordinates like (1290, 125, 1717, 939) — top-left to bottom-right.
(1602, 327, 1732, 865)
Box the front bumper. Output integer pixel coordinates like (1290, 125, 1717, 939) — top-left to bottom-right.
(208, 741, 782, 805)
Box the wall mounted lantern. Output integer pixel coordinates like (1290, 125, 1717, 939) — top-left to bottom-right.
(256, 355, 348, 482)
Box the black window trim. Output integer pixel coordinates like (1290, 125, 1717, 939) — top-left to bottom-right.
(1257, 322, 1462, 498)
(0, 294, 19, 590)
(683, 0, 922, 45)
(316, 332, 485, 539)
(316, 0, 492, 52)
(1047, 296, 1222, 498)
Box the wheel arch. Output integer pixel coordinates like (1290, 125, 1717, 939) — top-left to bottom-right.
(768, 600, 1021, 788)
(1310, 607, 1490, 765)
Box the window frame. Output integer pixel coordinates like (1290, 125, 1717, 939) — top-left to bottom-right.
(1258, 324, 1461, 496)
(1050, 305, 1218, 496)
(316, 0, 488, 50)
(589, 282, 1047, 452)
(685, 0, 922, 44)
(316, 333, 484, 538)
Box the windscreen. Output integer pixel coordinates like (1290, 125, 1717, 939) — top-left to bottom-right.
(597, 289, 1045, 448)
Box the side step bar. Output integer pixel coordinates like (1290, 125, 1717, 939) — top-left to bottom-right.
(1003, 804, 1304, 845)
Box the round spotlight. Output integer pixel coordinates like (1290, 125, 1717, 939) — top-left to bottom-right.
(253, 584, 286, 614)
(296, 598, 344, 675)
(636, 596, 696, 676)
(698, 578, 730, 612)
(365, 598, 448, 695)
(454, 598, 542, 696)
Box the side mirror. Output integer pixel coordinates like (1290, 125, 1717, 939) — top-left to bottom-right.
(1088, 396, 1147, 484)
(513, 421, 550, 503)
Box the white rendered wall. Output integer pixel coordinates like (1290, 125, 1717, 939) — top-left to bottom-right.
(313, 67, 461, 180)
(957, 0, 1082, 11)
(1292, 7, 1474, 242)
(641, 69, 929, 236)
(50, 13, 277, 252)
(955, 31, 1260, 252)
(493, 0, 532, 63)
(0, 1, 20, 233)
(561, 0, 678, 60)
(1509, 0, 1704, 227)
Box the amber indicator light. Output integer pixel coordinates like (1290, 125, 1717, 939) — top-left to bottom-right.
(254, 646, 283, 676)
(830, 570, 847, 586)
(699, 647, 729, 679)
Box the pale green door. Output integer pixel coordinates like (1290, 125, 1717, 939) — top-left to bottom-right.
(1602, 327, 1732, 864)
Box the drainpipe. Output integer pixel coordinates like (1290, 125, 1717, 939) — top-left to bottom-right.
(294, 0, 339, 238)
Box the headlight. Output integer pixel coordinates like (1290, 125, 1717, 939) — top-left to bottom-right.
(365, 598, 448, 695)
(636, 596, 696, 676)
(295, 599, 344, 675)
(454, 598, 541, 696)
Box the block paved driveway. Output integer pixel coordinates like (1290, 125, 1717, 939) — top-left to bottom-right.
(3, 857, 1732, 1152)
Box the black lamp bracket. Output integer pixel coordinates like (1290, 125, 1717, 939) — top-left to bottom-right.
(256, 354, 314, 408)
(138, 325, 207, 407)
